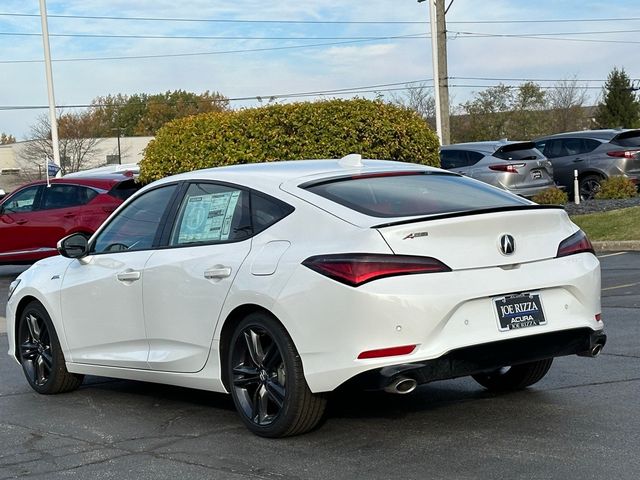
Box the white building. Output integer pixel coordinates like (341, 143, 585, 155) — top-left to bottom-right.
(0, 136, 153, 193)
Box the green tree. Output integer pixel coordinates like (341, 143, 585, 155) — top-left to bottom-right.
(140, 99, 440, 183)
(595, 67, 640, 128)
(90, 90, 229, 136)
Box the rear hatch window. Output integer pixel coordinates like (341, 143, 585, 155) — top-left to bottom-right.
(611, 130, 640, 147)
(108, 179, 141, 201)
(302, 172, 529, 218)
(492, 142, 542, 160)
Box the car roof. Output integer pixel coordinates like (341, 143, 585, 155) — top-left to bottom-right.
(9, 176, 125, 192)
(150, 158, 440, 196)
(535, 129, 640, 142)
(441, 140, 532, 154)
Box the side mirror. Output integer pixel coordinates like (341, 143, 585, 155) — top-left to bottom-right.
(57, 233, 89, 259)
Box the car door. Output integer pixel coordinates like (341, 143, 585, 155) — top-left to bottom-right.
(538, 139, 578, 189)
(38, 183, 100, 242)
(59, 183, 179, 368)
(142, 182, 253, 373)
(0, 185, 44, 260)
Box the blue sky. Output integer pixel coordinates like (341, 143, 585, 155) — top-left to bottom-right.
(0, 0, 639, 139)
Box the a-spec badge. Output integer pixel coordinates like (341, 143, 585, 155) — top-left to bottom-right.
(403, 231, 429, 240)
(499, 234, 515, 255)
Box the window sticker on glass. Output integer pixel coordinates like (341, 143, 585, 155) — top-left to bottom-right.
(177, 191, 240, 243)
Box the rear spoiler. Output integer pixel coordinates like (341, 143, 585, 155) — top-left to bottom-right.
(371, 204, 564, 229)
(612, 129, 640, 142)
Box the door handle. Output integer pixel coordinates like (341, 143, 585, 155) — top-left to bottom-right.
(204, 265, 232, 280)
(117, 270, 141, 282)
(572, 158, 584, 163)
(63, 213, 75, 218)
(16, 219, 27, 225)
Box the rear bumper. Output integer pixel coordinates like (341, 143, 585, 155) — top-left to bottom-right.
(349, 327, 606, 390)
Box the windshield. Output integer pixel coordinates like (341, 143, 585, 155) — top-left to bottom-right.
(303, 172, 530, 218)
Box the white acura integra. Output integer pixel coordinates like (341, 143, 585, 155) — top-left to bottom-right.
(6, 156, 606, 437)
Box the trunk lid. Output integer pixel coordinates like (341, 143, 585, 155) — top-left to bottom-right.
(375, 207, 575, 270)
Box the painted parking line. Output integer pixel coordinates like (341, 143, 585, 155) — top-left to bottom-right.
(599, 252, 628, 258)
(602, 282, 640, 292)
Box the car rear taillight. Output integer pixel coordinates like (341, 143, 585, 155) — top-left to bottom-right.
(556, 230, 595, 258)
(488, 163, 526, 173)
(606, 149, 640, 158)
(302, 253, 451, 287)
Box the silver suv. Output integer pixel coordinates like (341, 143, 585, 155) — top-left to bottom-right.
(440, 141, 554, 198)
(534, 129, 640, 200)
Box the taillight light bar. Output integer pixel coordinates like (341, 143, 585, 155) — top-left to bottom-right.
(302, 253, 451, 287)
(606, 149, 640, 159)
(556, 230, 595, 258)
(489, 163, 526, 173)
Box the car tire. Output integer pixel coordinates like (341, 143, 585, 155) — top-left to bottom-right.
(471, 358, 553, 392)
(227, 312, 327, 437)
(579, 174, 603, 201)
(17, 301, 84, 394)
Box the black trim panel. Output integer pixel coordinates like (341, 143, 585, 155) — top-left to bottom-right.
(371, 204, 565, 229)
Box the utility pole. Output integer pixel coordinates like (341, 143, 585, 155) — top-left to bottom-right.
(418, 0, 451, 145)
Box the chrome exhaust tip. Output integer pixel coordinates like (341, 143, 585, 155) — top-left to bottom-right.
(384, 377, 418, 395)
(591, 343, 603, 357)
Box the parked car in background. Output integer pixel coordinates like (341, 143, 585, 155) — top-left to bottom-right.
(440, 141, 555, 198)
(534, 129, 640, 200)
(0, 172, 140, 264)
(7, 157, 605, 437)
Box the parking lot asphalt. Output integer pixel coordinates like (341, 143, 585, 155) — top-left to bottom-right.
(1, 254, 639, 480)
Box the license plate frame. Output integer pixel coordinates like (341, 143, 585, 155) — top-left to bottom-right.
(494, 292, 546, 332)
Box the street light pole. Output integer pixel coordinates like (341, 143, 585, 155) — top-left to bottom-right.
(112, 128, 122, 164)
(38, 0, 61, 176)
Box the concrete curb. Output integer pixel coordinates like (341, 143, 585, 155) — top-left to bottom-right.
(593, 240, 640, 252)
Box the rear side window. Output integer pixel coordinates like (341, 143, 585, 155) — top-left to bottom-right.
(41, 185, 98, 210)
(251, 193, 294, 233)
(304, 172, 529, 218)
(440, 150, 469, 169)
(611, 131, 640, 147)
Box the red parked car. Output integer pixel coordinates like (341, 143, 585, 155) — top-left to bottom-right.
(0, 173, 139, 264)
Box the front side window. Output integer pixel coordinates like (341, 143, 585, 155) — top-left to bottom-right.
(170, 183, 249, 246)
(1, 186, 41, 213)
(92, 184, 177, 254)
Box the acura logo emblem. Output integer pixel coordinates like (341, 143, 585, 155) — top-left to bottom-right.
(499, 234, 515, 255)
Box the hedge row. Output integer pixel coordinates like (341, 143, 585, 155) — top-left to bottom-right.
(139, 99, 440, 183)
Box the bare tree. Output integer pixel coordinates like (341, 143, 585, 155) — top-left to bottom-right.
(17, 112, 103, 178)
(548, 77, 589, 133)
(391, 83, 436, 129)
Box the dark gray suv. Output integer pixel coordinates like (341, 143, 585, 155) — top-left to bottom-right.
(534, 129, 640, 200)
(440, 141, 554, 198)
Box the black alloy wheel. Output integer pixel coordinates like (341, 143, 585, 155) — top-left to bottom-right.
(18, 301, 83, 394)
(579, 175, 602, 201)
(228, 313, 327, 437)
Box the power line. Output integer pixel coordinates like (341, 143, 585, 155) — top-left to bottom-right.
(0, 34, 427, 64)
(0, 82, 608, 112)
(0, 31, 429, 41)
(453, 30, 640, 44)
(1, 11, 640, 25)
(2, 28, 637, 41)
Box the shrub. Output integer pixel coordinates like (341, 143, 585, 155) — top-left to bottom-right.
(532, 187, 568, 205)
(595, 176, 637, 199)
(140, 99, 440, 183)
